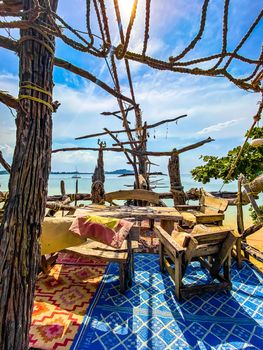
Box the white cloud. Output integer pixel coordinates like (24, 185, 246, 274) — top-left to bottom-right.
(0, 56, 261, 174)
(197, 119, 240, 135)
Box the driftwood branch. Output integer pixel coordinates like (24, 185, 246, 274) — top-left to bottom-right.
(113, 140, 141, 146)
(46, 202, 76, 212)
(52, 137, 214, 157)
(54, 58, 135, 106)
(227, 174, 263, 205)
(0, 36, 134, 106)
(118, 172, 165, 177)
(0, 1, 23, 12)
(0, 151, 11, 173)
(101, 106, 134, 116)
(75, 114, 187, 140)
(52, 147, 125, 154)
(241, 242, 263, 263)
(0, 91, 18, 109)
(0, 34, 17, 51)
(176, 137, 214, 154)
(243, 223, 263, 239)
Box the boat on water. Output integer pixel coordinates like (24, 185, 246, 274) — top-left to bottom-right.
(72, 174, 81, 179)
(72, 168, 81, 179)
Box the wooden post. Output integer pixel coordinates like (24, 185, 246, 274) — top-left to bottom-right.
(0, 1, 58, 349)
(137, 122, 149, 188)
(168, 152, 186, 205)
(92, 143, 105, 184)
(75, 179, 79, 206)
(91, 144, 105, 204)
(241, 174, 262, 218)
(60, 180, 66, 197)
(236, 177, 244, 267)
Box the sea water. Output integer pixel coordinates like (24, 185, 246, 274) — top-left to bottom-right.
(0, 173, 238, 196)
(0, 173, 260, 227)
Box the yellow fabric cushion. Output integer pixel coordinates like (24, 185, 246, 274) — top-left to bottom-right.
(41, 217, 85, 255)
(85, 215, 120, 230)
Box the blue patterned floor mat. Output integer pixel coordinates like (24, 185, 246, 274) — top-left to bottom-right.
(71, 254, 263, 350)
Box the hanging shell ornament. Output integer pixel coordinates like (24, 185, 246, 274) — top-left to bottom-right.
(250, 138, 263, 147)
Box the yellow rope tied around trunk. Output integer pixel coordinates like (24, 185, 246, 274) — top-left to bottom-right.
(18, 83, 53, 112)
(20, 84, 52, 98)
(18, 95, 54, 111)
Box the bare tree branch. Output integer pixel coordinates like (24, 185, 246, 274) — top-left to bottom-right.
(0, 151, 11, 173)
(76, 114, 187, 140)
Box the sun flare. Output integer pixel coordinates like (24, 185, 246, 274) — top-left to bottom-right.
(118, 0, 135, 22)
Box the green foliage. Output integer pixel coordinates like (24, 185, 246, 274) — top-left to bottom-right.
(191, 127, 263, 184)
(249, 205, 263, 224)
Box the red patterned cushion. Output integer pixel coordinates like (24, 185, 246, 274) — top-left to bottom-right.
(69, 215, 134, 248)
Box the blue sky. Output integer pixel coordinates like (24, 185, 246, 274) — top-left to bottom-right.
(0, 0, 262, 174)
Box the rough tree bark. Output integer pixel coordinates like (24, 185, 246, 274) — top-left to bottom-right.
(168, 152, 186, 205)
(0, 0, 58, 349)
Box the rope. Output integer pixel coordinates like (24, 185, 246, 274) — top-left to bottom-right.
(116, 0, 138, 59)
(112, 0, 141, 131)
(93, 0, 106, 45)
(169, 0, 210, 63)
(97, 0, 111, 45)
(224, 8, 263, 70)
(85, 0, 94, 46)
(209, 0, 229, 70)
(219, 99, 262, 191)
(18, 95, 53, 111)
(18, 83, 53, 111)
(20, 84, 52, 97)
(142, 0, 151, 57)
(18, 35, 54, 55)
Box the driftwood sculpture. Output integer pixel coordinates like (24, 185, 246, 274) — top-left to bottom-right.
(168, 153, 186, 205)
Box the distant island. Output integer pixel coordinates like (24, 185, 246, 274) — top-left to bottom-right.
(0, 169, 133, 175)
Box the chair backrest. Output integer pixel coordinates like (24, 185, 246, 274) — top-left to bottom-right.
(201, 195, 229, 213)
(105, 189, 160, 205)
(190, 230, 230, 257)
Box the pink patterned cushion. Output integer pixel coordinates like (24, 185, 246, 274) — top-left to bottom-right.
(69, 216, 134, 248)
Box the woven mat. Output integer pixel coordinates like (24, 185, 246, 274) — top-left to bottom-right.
(29, 263, 105, 350)
(72, 254, 263, 350)
(56, 252, 107, 266)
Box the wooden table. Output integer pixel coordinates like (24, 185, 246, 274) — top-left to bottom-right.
(74, 205, 182, 233)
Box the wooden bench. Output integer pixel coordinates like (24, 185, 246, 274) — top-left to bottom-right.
(65, 236, 138, 292)
(176, 195, 229, 227)
(155, 224, 238, 300)
(41, 221, 139, 293)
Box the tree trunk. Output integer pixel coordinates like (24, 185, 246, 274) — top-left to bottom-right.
(0, 1, 58, 349)
(168, 153, 186, 205)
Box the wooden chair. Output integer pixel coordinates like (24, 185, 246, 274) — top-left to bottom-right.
(155, 224, 238, 300)
(105, 189, 161, 206)
(175, 195, 229, 227)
